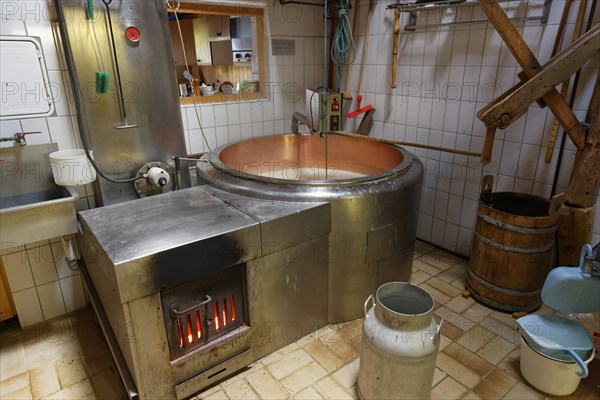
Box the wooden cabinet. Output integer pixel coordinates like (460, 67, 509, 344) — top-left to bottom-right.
(0, 258, 16, 322)
(193, 15, 231, 66)
(169, 19, 199, 81)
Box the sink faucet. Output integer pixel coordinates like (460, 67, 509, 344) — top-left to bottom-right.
(291, 112, 313, 134)
(0, 131, 41, 146)
(172, 155, 206, 190)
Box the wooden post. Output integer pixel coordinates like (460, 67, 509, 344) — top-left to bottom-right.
(558, 206, 596, 266)
(558, 75, 600, 266)
(566, 76, 600, 207)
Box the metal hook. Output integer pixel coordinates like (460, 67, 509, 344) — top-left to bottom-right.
(165, 0, 180, 11)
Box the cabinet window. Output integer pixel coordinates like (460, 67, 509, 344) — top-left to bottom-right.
(167, 3, 265, 104)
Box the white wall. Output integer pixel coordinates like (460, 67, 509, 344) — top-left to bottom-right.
(1, 0, 95, 326)
(342, 0, 599, 255)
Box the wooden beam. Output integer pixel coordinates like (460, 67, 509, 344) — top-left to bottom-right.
(557, 75, 599, 265)
(478, 25, 600, 129)
(480, 126, 496, 164)
(557, 205, 595, 266)
(566, 75, 600, 207)
(476, 0, 586, 150)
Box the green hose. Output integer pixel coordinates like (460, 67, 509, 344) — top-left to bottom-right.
(331, 0, 356, 89)
(87, 0, 93, 19)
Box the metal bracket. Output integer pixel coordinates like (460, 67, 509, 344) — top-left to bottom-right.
(387, 0, 551, 31)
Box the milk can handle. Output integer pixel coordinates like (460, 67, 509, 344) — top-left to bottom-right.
(434, 318, 444, 342)
(364, 294, 375, 317)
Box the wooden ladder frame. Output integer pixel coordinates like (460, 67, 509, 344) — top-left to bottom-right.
(474, 0, 598, 164)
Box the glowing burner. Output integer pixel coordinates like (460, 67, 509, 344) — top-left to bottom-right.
(161, 264, 248, 360)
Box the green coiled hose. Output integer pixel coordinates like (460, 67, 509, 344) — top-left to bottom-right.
(331, 0, 356, 89)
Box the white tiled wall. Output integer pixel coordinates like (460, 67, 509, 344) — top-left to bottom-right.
(1, 239, 87, 327)
(1, 0, 94, 327)
(340, 0, 600, 255)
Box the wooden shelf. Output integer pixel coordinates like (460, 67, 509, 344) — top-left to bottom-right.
(179, 91, 264, 105)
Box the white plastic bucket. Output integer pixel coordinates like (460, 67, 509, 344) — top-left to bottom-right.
(520, 335, 594, 396)
(49, 149, 97, 186)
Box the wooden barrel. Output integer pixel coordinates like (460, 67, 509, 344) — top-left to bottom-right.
(466, 176, 564, 312)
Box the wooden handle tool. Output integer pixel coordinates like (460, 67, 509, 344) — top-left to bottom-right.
(545, 0, 586, 163)
(391, 8, 401, 89)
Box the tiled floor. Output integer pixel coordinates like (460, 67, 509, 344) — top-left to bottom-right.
(1, 241, 598, 399)
(0, 306, 127, 400)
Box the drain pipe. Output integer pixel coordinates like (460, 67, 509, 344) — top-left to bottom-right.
(60, 235, 79, 271)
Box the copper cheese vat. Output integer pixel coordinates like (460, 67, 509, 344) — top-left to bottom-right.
(197, 133, 424, 322)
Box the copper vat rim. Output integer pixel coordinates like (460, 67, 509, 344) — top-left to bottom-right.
(207, 133, 414, 186)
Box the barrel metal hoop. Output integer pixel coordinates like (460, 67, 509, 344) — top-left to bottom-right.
(467, 268, 543, 297)
(474, 231, 554, 254)
(477, 211, 557, 234)
(465, 280, 541, 312)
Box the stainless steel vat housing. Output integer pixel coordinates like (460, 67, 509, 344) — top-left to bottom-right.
(196, 134, 424, 322)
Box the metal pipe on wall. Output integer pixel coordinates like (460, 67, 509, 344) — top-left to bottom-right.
(332, 130, 482, 157)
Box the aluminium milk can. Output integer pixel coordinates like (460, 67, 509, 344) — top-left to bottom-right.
(357, 282, 442, 400)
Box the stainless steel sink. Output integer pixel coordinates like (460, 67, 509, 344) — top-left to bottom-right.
(1, 143, 79, 246)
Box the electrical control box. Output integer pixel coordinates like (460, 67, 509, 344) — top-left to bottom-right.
(319, 91, 343, 133)
(305, 89, 344, 133)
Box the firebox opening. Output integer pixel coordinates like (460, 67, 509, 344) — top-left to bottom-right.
(161, 263, 249, 361)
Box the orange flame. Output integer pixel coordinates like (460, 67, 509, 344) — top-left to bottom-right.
(230, 294, 236, 322)
(186, 314, 193, 344)
(195, 309, 202, 339)
(213, 302, 220, 330)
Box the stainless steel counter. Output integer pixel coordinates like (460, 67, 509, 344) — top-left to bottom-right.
(78, 186, 331, 399)
(79, 186, 330, 302)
